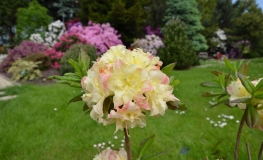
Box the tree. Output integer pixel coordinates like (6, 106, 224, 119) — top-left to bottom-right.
(53, 0, 79, 22)
(0, 0, 29, 45)
(158, 18, 198, 69)
(163, 0, 208, 51)
(147, 0, 167, 29)
(196, 0, 218, 49)
(78, 0, 150, 46)
(230, 1, 263, 56)
(16, 0, 53, 42)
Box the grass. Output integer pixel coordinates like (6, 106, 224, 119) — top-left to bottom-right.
(1, 58, 263, 160)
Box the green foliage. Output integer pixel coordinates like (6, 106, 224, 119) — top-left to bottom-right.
(7, 59, 42, 82)
(163, 0, 208, 51)
(158, 18, 198, 69)
(230, 2, 263, 56)
(53, 0, 79, 22)
(23, 53, 52, 70)
(0, 0, 29, 44)
(196, 0, 219, 48)
(147, 0, 167, 28)
(78, 0, 150, 46)
(16, 0, 52, 42)
(59, 43, 97, 75)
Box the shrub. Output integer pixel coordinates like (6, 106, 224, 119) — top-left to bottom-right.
(67, 21, 123, 55)
(23, 53, 51, 70)
(16, 0, 52, 42)
(158, 18, 198, 69)
(30, 20, 66, 48)
(131, 34, 164, 56)
(45, 32, 88, 68)
(0, 40, 48, 72)
(59, 43, 97, 75)
(7, 59, 42, 82)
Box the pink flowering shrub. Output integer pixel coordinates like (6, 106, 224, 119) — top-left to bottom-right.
(45, 32, 88, 68)
(0, 40, 48, 72)
(68, 21, 123, 55)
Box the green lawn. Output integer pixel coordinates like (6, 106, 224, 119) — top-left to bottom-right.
(1, 58, 263, 160)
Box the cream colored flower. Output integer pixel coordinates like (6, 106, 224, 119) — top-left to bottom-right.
(226, 78, 251, 109)
(106, 101, 146, 133)
(93, 148, 127, 160)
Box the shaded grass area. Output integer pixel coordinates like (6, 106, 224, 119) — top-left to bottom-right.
(0, 58, 263, 159)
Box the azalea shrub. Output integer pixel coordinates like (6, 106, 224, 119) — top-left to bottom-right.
(45, 33, 88, 68)
(131, 34, 164, 55)
(30, 20, 66, 48)
(59, 43, 97, 75)
(201, 58, 263, 159)
(145, 25, 162, 38)
(67, 21, 123, 55)
(49, 45, 184, 160)
(0, 40, 48, 72)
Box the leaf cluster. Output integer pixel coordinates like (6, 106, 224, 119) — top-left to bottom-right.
(7, 59, 42, 82)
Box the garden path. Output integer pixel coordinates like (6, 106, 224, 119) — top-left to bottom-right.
(0, 73, 18, 101)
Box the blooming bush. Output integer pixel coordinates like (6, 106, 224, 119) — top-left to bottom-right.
(67, 21, 123, 55)
(145, 26, 162, 37)
(131, 34, 164, 55)
(30, 20, 66, 48)
(201, 58, 263, 159)
(45, 33, 88, 68)
(0, 40, 48, 72)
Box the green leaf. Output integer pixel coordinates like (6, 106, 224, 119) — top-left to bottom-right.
(254, 90, 263, 99)
(230, 98, 251, 103)
(200, 82, 221, 88)
(161, 63, 176, 75)
(238, 73, 254, 94)
(79, 48, 90, 76)
(209, 99, 229, 108)
(211, 71, 222, 76)
(238, 60, 249, 76)
(48, 75, 81, 82)
(170, 79, 179, 87)
(141, 147, 175, 160)
(245, 104, 259, 128)
(201, 92, 226, 97)
(68, 58, 82, 77)
(83, 103, 90, 112)
(103, 96, 113, 114)
(68, 93, 83, 104)
(138, 135, 155, 159)
(56, 80, 81, 88)
(254, 79, 263, 92)
(224, 58, 235, 72)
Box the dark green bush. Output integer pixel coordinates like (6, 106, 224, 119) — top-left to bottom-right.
(23, 53, 51, 70)
(158, 18, 198, 69)
(59, 43, 98, 75)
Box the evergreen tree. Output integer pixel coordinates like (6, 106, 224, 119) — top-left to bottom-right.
(148, 0, 167, 29)
(158, 18, 198, 69)
(230, 1, 263, 56)
(78, 0, 150, 46)
(196, 0, 218, 49)
(0, 0, 29, 45)
(163, 0, 208, 51)
(16, 0, 53, 42)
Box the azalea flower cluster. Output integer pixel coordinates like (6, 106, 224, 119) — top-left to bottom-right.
(131, 34, 164, 56)
(68, 21, 123, 54)
(93, 148, 127, 160)
(81, 45, 179, 133)
(226, 78, 263, 130)
(30, 20, 66, 47)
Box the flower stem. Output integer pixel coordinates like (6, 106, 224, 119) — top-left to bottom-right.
(124, 128, 132, 160)
(235, 112, 246, 160)
(258, 141, 263, 160)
